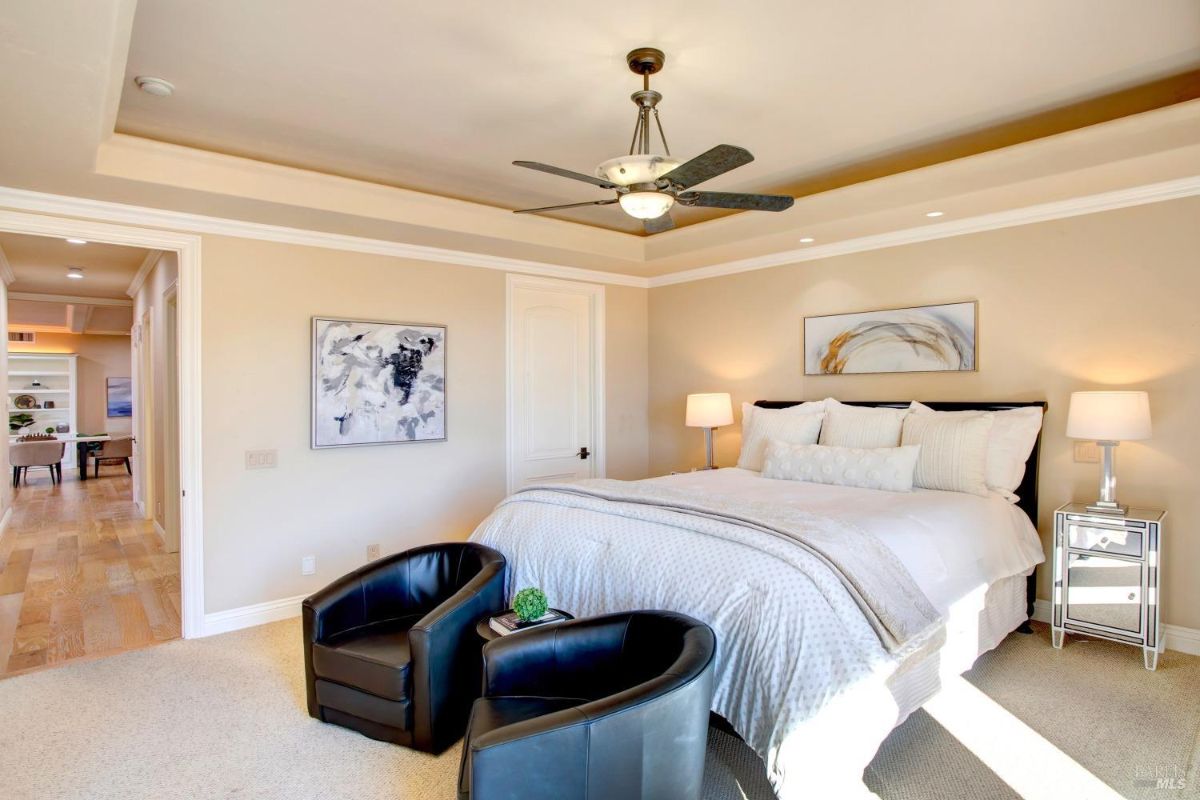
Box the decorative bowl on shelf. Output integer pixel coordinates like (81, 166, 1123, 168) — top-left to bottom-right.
(13, 394, 36, 410)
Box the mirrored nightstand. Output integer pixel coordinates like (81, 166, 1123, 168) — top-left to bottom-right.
(1052, 503, 1166, 670)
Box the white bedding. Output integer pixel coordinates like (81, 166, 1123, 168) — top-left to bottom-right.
(470, 468, 1044, 798)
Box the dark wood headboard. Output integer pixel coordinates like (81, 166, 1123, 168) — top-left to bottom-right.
(753, 400, 1047, 528)
(756, 400, 1048, 631)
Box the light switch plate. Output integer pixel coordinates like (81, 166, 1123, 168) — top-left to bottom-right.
(246, 449, 278, 469)
(1073, 441, 1100, 464)
(366, 543, 381, 562)
(301, 555, 316, 576)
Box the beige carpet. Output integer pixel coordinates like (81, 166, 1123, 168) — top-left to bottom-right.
(0, 619, 1196, 799)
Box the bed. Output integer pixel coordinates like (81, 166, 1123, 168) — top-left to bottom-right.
(470, 400, 1047, 799)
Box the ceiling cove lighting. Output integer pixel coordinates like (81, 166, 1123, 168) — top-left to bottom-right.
(925, 211, 945, 218)
(65, 238, 87, 245)
(66, 267, 84, 280)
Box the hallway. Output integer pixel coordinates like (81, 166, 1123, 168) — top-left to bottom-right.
(0, 470, 179, 677)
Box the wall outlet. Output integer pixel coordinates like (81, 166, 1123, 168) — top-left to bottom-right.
(301, 555, 316, 576)
(1073, 441, 1100, 464)
(366, 543, 381, 562)
(245, 449, 278, 469)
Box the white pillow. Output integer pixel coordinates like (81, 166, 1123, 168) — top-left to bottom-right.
(818, 399, 908, 449)
(740, 400, 824, 430)
(737, 408, 825, 471)
(909, 402, 1044, 501)
(762, 441, 920, 492)
(901, 412, 994, 496)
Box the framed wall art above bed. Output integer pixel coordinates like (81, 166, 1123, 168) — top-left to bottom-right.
(804, 300, 977, 375)
(311, 317, 446, 448)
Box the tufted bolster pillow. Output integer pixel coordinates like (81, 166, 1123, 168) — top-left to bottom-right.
(761, 441, 921, 492)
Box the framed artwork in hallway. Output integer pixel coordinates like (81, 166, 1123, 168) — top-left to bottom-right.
(311, 317, 447, 448)
(106, 377, 133, 417)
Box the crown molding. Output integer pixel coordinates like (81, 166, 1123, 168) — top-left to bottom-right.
(126, 248, 163, 297)
(1, 175, 1197, 294)
(0, 186, 650, 288)
(648, 174, 1200, 287)
(0, 241, 13, 286)
(9, 291, 133, 307)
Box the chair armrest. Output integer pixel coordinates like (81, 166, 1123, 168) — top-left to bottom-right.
(467, 707, 590, 800)
(407, 557, 506, 751)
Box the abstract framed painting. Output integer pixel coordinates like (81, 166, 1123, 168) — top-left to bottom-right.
(106, 377, 133, 417)
(312, 317, 446, 448)
(803, 301, 977, 375)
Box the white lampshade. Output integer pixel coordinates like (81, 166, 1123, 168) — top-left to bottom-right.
(686, 393, 733, 428)
(1066, 391, 1152, 441)
(619, 191, 675, 220)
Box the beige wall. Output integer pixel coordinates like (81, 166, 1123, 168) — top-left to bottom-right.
(648, 196, 1200, 630)
(9, 333, 133, 436)
(200, 236, 648, 613)
(134, 252, 179, 530)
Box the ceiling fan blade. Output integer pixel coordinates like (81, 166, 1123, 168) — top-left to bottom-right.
(657, 145, 754, 190)
(643, 212, 675, 234)
(513, 199, 619, 214)
(513, 161, 617, 190)
(677, 191, 794, 212)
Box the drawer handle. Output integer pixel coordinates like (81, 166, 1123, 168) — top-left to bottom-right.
(1099, 537, 1110, 546)
(1128, 593, 1136, 601)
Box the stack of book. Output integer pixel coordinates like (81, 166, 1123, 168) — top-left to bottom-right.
(488, 608, 569, 637)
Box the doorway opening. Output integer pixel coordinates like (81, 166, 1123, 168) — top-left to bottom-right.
(0, 221, 194, 678)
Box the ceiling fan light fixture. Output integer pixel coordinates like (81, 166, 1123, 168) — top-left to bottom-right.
(596, 154, 680, 187)
(619, 191, 675, 220)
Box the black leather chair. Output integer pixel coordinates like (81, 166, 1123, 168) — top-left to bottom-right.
(302, 542, 506, 753)
(458, 610, 717, 800)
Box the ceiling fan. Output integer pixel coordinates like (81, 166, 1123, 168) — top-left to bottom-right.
(512, 47, 794, 234)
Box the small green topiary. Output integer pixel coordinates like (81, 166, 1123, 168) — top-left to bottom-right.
(512, 587, 549, 623)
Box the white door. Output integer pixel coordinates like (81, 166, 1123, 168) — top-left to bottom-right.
(162, 288, 181, 553)
(508, 277, 603, 491)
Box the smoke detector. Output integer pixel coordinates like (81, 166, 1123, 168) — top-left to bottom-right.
(134, 76, 175, 97)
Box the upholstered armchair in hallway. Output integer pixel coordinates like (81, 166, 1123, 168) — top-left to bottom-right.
(11, 439, 66, 486)
(89, 435, 134, 477)
(302, 542, 506, 753)
(458, 610, 717, 800)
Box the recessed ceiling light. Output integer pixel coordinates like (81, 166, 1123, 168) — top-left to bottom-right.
(925, 211, 945, 218)
(134, 76, 175, 97)
(65, 238, 87, 245)
(66, 267, 84, 280)
(799, 237, 815, 244)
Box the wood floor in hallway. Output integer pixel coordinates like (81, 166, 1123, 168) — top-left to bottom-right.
(0, 468, 180, 678)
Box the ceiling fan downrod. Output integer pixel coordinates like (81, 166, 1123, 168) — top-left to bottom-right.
(626, 47, 670, 157)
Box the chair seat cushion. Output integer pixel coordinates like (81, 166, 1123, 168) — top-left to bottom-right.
(312, 616, 420, 701)
(459, 696, 587, 799)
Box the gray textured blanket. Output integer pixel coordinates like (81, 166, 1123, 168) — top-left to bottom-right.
(514, 479, 943, 653)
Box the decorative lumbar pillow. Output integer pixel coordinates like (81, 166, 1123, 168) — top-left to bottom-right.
(818, 399, 908, 449)
(909, 402, 1044, 501)
(737, 407, 825, 471)
(900, 411, 994, 496)
(762, 441, 921, 492)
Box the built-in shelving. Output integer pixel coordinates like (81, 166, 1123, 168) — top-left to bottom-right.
(8, 353, 79, 467)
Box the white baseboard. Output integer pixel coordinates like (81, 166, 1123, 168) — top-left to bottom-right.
(200, 593, 307, 637)
(0, 505, 12, 536)
(153, 519, 167, 543)
(1032, 598, 1200, 656)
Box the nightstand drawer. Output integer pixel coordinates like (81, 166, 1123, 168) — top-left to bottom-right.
(1064, 552, 1143, 635)
(1066, 520, 1144, 558)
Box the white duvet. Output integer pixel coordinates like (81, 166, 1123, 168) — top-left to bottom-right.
(470, 468, 1044, 798)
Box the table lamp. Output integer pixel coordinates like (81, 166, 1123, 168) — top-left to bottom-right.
(685, 393, 733, 470)
(1066, 390, 1151, 515)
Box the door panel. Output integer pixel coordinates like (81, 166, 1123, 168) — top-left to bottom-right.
(510, 283, 597, 489)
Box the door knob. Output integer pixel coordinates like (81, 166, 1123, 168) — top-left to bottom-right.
(578, 447, 590, 460)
